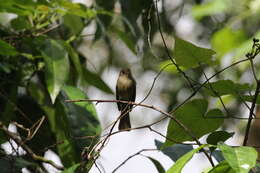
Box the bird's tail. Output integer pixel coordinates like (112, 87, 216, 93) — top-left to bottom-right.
(119, 112, 131, 131)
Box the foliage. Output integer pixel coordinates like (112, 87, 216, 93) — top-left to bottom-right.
(0, 0, 260, 172)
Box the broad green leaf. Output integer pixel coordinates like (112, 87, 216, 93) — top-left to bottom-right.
(155, 140, 193, 162)
(82, 68, 113, 94)
(207, 131, 234, 146)
(62, 85, 98, 119)
(192, 0, 230, 20)
(166, 144, 207, 173)
(40, 39, 70, 103)
(164, 99, 224, 148)
(211, 28, 246, 58)
(54, 100, 78, 167)
(61, 163, 80, 173)
(204, 80, 251, 97)
(63, 14, 84, 35)
(173, 37, 215, 68)
(208, 161, 236, 173)
(0, 39, 17, 56)
(62, 85, 101, 151)
(11, 16, 31, 31)
(147, 157, 165, 173)
(218, 143, 258, 173)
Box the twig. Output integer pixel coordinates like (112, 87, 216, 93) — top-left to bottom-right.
(65, 99, 214, 166)
(243, 81, 260, 146)
(0, 122, 64, 171)
(112, 149, 158, 173)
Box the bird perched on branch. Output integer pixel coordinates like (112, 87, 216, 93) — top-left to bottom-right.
(116, 68, 136, 130)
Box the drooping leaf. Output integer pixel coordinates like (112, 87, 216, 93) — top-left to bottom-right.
(164, 99, 224, 148)
(0, 39, 18, 56)
(218, 143, 258, 173)
(112, 26, 137, 55)
(208, 161, 236, 173)
(82, 68, 113, 94)
(40, 39, 70, 103)
(155, 140, 193, 162)
(147, 157, 165, 173)
(173, 37, 215, 68)
(166, 144, 207, 173)
(64, 42, 84, 82)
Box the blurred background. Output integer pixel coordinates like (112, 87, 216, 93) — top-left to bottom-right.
(0, 0, 260, 172)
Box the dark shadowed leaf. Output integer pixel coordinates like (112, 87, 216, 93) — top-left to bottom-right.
(155, 140, 193, 162)
(62, 86, 101, 152)
(147, 157, 165, 173)
(207, 131, 234, 146)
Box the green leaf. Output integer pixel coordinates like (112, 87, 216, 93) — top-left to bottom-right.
(58, 1, 96, 18)
(61, 163, 80, 173)
(64, 43, 84, 83)
(207, 131, 234, 146)
(211, 28, 246, 58)
(62, 85, 98, 119)
(208, 161, 236, 173)
(173, 37, 215, 68)
(147, 157, 165, 173)
(192, 0, 230, 20)
(164, 99, 224, 148)
(112, 26, 137, 54)
(54, 100, 78, 167)
(0, 39, 18, 56)
(218, 143, 258, 173)
(82, 68, 113, 94)
(204, 80, 251, 97)
(166, 144, 207, 173)
(40, 39, 70, 103)
(62, 85, 101, 150)
(241, 95, 260, 104)
(11, 16, 32, 31)
(63, 14, 84, 35)
(158, 60, 186, 74)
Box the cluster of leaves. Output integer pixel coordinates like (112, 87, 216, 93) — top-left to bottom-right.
(1, 0, 260, 173)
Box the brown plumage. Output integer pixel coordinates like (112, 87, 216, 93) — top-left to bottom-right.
(116, 68, 136, 130)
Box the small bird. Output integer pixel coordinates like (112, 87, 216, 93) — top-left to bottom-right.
(116, 68, 136, 130)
